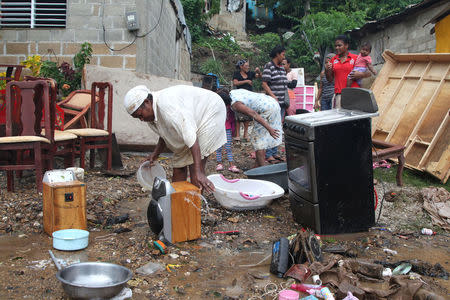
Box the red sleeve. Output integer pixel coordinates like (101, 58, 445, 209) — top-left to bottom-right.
(331, 55, 339, 71)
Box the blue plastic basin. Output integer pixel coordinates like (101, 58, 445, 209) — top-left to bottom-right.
(52, 229, 89, 251)
(244, 163, 288, 191)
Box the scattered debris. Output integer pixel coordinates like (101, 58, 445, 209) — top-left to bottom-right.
(422, 187, 450, 231)
(383, 248, 398, 255)
(136, 262, 164, 276)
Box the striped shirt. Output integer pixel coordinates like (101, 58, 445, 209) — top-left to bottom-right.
(262, 61, 288, 106)
(321, 74, 334, 100)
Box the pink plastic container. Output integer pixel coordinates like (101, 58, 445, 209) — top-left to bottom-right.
(279, 289, 299, 300)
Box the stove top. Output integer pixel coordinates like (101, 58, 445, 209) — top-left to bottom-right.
(284, 88, 379, 141)
(285, 109, 379, 127)
(284, 109, 379, 141)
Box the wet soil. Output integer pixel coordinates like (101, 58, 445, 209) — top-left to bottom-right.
(0, 141, 449, 299)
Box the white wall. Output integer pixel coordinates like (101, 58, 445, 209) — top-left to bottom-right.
(84, 65, 193, 146)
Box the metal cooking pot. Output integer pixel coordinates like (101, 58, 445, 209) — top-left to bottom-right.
(49, 251, 132, 299)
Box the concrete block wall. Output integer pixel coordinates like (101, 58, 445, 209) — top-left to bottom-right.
(359, 3, 445, 67)
(0, 0, 190, 81)
(208, 0, 246, 39)
(84, 65, 193, 146)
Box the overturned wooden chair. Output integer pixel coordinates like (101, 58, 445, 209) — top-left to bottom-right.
(57, 89, 99, 130)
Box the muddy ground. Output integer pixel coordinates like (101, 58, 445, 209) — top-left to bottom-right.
(0, 140, 449, 299)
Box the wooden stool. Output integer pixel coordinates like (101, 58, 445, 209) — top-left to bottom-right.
(372, 139, 405, 186)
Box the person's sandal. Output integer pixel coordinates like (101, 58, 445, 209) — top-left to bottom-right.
(228, 165, 241, 173)
(273, 155, 285, 162)
(216, 163, 224, 171)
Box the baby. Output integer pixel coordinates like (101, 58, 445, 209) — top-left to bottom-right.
(347, 42, 377, 87)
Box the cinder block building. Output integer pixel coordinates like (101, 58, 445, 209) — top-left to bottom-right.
(347, 0, 447, 69)
(0, 0, 191, 81)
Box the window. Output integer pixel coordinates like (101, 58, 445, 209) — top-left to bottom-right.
(0, 0, 66, 28)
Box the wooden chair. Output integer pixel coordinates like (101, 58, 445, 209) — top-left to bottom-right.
(66, 82, 113, 170)
(1, 64, 24, 127)
(57, 89, 99, 130)
(372, 139, 405, 186)
(24, 77, 78, 168)
(0, 80, 54, 192)
(0, 64, 23, 82)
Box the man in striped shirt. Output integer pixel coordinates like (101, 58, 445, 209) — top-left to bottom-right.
(261, 45, 288, 163)
(262, 45, 288, 116)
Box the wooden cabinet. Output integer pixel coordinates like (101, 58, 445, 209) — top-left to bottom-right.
(43, 181, 87, 235)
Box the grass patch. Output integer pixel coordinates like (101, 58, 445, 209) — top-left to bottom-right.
(399, 215, 431, 232)
(321, 237, 337, 243)
(373, 166, 449, 191)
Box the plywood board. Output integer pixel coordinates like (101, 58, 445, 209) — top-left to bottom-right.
(371, 50, 450, 183)
(380, 79, 419, 132)
(424, 123, 450, 182)
(416, 81, 450, 141)
(389, 80, 438, 145)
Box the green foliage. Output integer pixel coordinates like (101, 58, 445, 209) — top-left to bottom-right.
(333, 0, 421, 20)
(264, 0, 421, 20)
(374, 167, 449, 191)
(39, 43, 93, 97)
(181, 0, 207, 42)
(285, 37, 319, 74)
(73, 42, 92, 70)
(20, 55, 42, 76)
(294, 10, 366, 51)
(198, 34, 241, 54)
(250, 33, 281, 56)
(40, 61, 64, 83)
(207, 0, 220, 17)
(199, 58, 223, 78)
(249, 33, 281, 69)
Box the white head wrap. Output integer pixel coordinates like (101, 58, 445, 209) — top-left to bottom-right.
(124, 85, 151, 114)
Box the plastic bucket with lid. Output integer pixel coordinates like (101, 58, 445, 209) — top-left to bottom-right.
(136, 161, 166, 191)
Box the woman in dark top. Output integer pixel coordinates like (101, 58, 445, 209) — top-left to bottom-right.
(232, 59, 262, 141)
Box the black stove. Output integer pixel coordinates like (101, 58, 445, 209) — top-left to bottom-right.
(284, 88, 379, 234)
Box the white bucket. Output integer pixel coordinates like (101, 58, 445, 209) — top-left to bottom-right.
(66, 167, 85, 181)
(136, 162, 166, 191)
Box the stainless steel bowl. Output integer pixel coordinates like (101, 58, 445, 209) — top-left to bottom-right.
(56, 262, 132, 299)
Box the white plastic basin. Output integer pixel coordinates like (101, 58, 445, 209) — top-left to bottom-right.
(136, 161, 166, 191)
(207, 174, 285, 210)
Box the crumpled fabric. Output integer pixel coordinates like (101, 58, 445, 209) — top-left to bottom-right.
(422, 187, 450, 231)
